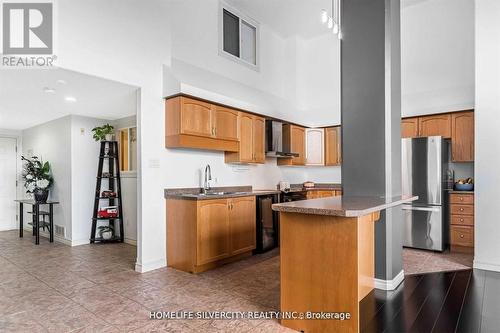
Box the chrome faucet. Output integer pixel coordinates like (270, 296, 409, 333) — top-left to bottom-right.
(203, 164, 212, 194)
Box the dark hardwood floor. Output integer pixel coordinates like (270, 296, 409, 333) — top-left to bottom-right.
(361, 269, 500, 333)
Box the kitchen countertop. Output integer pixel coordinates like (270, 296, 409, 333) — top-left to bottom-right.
(289, 183, 342, 191)
(165, 186, 280, 200)
(447, 190, 474, 194)
(272, 195, 418, 217)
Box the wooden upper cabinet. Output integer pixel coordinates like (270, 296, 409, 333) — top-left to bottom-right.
(239, 113, 254, 163)
(225, 113, 265, 164)
(213, 106, 239, 141)
(229, 196, 256, 255)
(452, 111, 474, 162)
(165, 96, 239, 152)
(418, 114, 452, 138)
(279, 125, 306, 166)
(305, 128, 325, 166)
(253, 116, 265, 163)
(179, 97, 213, 138)
(196, 199, 230, 265)
(401, 117, 419, 138)
(325, 126, 342, 166)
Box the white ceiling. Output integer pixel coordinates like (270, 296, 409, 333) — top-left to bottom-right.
(0, 68, 138, 130)
(226, 0, 333, 39)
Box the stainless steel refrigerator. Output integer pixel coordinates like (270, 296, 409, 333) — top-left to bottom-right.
(402, 136, 448, 251)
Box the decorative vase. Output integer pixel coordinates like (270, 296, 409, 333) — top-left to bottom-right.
(105, 134, 113, 141)
(34, 188, 49, 203)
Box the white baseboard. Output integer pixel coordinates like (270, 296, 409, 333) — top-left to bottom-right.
(374, 269, 405, 291)
(135, 258, 166, 273)
(473, 260, 500, 272)
(0, 226, 18, 232)
(125, 238, 137, 246)
(71, 238, 90, 246)
(22, 226, 72, 245)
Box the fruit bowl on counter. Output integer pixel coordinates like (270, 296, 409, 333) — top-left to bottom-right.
(454, 178, 474, 191)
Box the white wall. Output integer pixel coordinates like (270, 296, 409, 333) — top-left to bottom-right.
(22, 116, 73, 241)
(474, 0, 500, 271)
(55, 0, 341, 272)
(21, 115, 115, 245)
(70, 115, 110, 245)
(401, 0, 475, 116)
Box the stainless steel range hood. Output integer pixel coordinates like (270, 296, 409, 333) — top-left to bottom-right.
(265, 120, 299, 158)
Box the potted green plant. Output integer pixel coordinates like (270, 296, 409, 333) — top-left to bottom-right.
(91, 124, 115, 141)
(21, 156, 54, 203)
(98, 225, 114, 240)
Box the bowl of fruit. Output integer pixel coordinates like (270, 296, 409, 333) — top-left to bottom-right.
(455, 178, 474, 191)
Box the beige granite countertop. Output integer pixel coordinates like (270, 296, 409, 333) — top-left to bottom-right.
(272, 195, 418, 217)
(165, 186, 280, 200)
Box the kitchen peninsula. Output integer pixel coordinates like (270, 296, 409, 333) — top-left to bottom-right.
(272, 195, 417, 333)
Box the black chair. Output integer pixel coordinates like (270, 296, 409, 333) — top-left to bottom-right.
(27, 211, 51, 235)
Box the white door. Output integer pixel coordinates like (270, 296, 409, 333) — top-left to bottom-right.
(0, 138, 17, 231)
(305, 128, 325, 166)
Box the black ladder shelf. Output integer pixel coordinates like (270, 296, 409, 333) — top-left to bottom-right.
(90, 141, 124, 243)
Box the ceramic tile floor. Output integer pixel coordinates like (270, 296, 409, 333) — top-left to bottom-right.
(403, 247, 473, 275)
(0, 230, 292, 333)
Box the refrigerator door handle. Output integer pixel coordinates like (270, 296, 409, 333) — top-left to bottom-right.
(401, 206, 441, 212)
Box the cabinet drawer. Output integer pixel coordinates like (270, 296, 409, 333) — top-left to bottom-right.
(450, 204, 474, 216)
(450, 215, 474, 226)
(450, 193, 474, 204)
(451, 226, 474, 247)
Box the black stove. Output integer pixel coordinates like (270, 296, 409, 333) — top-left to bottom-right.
(281, 189, 307, 202)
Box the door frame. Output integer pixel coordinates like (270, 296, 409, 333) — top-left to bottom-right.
(0, 133, 21, 230)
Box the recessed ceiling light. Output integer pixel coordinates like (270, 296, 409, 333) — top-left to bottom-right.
(65, 96, 77, 102)
(56, 79, 67, 85)
(43, 87, 56, 93)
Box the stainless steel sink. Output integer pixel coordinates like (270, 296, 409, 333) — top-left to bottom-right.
(198, 191, 248, 196)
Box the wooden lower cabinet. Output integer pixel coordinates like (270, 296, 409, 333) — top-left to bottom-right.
(197, 200, 231, 265)
(229, 197, 257, 255)
(167, 196, 256, 273)
(306, 190, 342, 200)
(449, 192, 474, 253)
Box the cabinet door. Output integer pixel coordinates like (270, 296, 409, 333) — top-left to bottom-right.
(229, 196, 256, 255)
(253, 116, 265, 164)
(239, 113, 255, 163)
(451, 112, 474, 162)
(325, 127, 341, 166)
(318, 190, 335, 198)
(401, 118, 419, 138)
(214, 106, 239, 141)
(291, 126, 306, 165)
(306, 129, 325, 165)
(180, 97, 214, 137)
(418, 114, 452, 138)
(197, 200, 230, 265)
(307, 191, 319, 199)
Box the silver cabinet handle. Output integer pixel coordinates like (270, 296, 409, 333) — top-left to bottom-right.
(460, 234, 464, 238)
